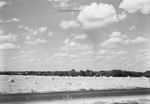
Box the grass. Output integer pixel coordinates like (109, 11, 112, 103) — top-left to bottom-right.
(92, 99, 150, 104)
(63, 95, 72, 104)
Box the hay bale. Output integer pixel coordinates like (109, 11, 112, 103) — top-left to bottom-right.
(9, 78, 15, 83)
(52, 77, 55, 80)
(34, 80, 38, 84)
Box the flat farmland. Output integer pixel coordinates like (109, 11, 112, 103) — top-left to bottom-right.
(0, 75, 149, 94)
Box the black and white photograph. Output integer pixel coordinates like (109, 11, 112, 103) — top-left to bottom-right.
(0, 0, 150, 104)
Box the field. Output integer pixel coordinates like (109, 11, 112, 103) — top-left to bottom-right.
(0, 75, 150, 104)
(0, 75, 149, 94)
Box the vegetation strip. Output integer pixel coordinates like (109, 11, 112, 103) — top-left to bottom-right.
(0, 69, 150, 77)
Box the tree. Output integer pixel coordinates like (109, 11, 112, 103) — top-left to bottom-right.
(68, 69, 79, 76)
(79, 70, 86, 76)
(145, 71, 150, 77)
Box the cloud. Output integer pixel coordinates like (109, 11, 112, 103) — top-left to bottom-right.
(59, 1, 70, 8)
(38, 27, 48, 34)
(71, 33, 87, 39)
(11, 54, 27, 60)
(101, 38, 121, 48)
(53, 39, 129, 63)
(95, 50, 128, 64)
(134, 49, 150, 68)
(125, 37, 149, 44)
(61, 38, 93, 52)
(21, 50, 38, 55)
(68, 54, 78, 59)
(23, 26, 38, 35)
(118, 12, 127, 20)
(59, 20, 80, 29)
(109, 31, 128, 38)
(52, 52, 78, 61)
(101, 31, 148, 48)
(119, 0, 150, 14)
(12, 50, 38, 60)
(0, 30, 3, 35)
(116, 50, 128, 56)
(18, 25, 24, 29)
(19, 25, 53, 37)
(11, 18, 21, 22)
(58, 9, 80, 13)
(61, 40, 93, 51)
(25, 39, 48, 44)
(129, 25, 135, 30)
(0, 18, 21, 23)
(97, 49, 108, 55)
(73, 5, 85, 10)
(38, 27, 53, 36)
(36, 39, 48, 43)
(0, 33, 18, 42)
(77, 3, 126, 29)
(135, 49, 150, 62)
(101, 31, 127, 48)
(79, 51, 95, 56)
(68, 41, 76, 47)
(0, 1, 7, 8)
(131, 37, 149, 44)
(28, 58, 37, 62)
(0, 43, 20, 50)
(0, 30, 19, 50)
(64, 38, 70, 44)
(25, 35, 31, 40)
(53, 52, 69, 57)
(0, 19, 3, 23)
(48, 31, 53, 36)
(48, 0, 75, 9)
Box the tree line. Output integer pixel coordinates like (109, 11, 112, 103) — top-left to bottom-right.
(0, 69, 150, 77)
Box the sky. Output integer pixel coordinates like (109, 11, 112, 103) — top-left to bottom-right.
(0, 0, 150, 72)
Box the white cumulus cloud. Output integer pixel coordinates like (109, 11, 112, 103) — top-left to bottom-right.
(0, 33, 18, 42)
(61, 39, 93, 51)
(53, 52, 69, 57)
(101, 31, 128, 48)
(25, 39, 48, 45)
(125, 37, 149, 44)
(0, 30, 3, 35)
(0, 18, 21, 23)
(71, 33, 87, 39)
(0, 1, 7, 8)
(28, 58, 38, 62)
(0, 43, 20, 50)
(21, 50, 38, 55)
(129, 25, 136, 30)
(38, 27, 48, 34)
(79, 51, 95, 56)
(59, 20, 80, 29)
(77, 3, 126, 29)
(119, 0, 150, 14)
(11, 18, 21, 22)
(135, 49, 150, 62)
(48, 0, 75, 9)
(64, 38, 70, 44)
(19, 26, 53, 39)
